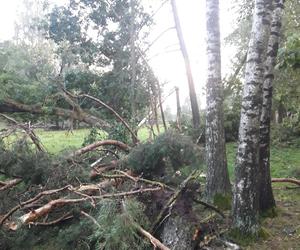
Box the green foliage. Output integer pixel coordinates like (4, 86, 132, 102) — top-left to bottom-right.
(127, 130, 203, 178)
(277, 34, 300, 69)
(0, 139, 51, 185)
(213, 193, 232, 211)
(91, 198, 151, 250)
(272, 114, 300, 146)
(108, 121, 131, 144)
(82, 127, 106, 146)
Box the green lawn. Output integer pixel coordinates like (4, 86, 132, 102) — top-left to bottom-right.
(5, 128, 299, 179)
(226, 142, 300, 179)
(35, 127, 165, 154)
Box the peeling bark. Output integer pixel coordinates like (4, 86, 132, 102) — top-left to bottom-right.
(233, 0, 273, 235)
(259, 0, 284, 213)
(205, 0, 231, 200)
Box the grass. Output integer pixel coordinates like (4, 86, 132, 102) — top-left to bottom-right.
(4, 128, 300, 179)
(32, 127, 165, 154)
(226, 142, 300, 179)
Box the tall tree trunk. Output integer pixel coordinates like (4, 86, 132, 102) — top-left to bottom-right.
(175, 87, 181, 130)
(170, 0, 200, 129)
(233, 0, 272, 235)
(130, 0, 138, 143)
(259, 0, 284, 213)
(205, 0, 231, 201)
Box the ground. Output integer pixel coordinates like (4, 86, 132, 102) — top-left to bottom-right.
(2, 128, 300, 249)
(248, 185, 300, 250)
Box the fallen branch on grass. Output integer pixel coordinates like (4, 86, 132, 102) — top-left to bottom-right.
(272, 178, 300, 186)
(71, 140, 130, 158)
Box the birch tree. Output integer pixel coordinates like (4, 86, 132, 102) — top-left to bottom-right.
(205, 0, 231, 201)
(233, 0, 273, 235)
(259, 0, 284, 213)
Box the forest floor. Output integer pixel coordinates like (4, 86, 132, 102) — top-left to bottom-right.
(247, 184, 300, 250)
(2, 128, 300, 249)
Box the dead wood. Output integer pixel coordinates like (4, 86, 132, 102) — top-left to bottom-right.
(0, 185, 70, 226)
(114, 170, 174, 191)
(192, 198, 225, 218)
(28, 212, 73, 226)
(71, 140, 130, 158)
(0, 98, 110, 129)
(19, 198, 86, 225)
(78, 93, 139, 143)
(0, 113, 46, 152)
(272, 178, 300, 186)
(151, 170, 198, 233)
(0, 178, 22, 191)
(134, 222, 171, 250)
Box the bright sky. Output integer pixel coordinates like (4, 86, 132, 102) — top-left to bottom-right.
(0, 0, 238, 112)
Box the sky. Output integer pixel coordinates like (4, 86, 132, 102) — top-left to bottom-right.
(0, 0, 239, 112)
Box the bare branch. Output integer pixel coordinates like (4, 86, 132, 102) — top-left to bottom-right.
(0, 178, 22, 192)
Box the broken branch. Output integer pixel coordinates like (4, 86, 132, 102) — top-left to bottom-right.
(272, 178, 300, 186)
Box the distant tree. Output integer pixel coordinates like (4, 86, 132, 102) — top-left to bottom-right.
(205, 0, 231, 201)
(170, 0, 200, 130)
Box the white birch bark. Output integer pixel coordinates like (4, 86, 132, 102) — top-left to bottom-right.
(233, 0, 273, 234)
(205, 0, 231, 200)
(259, 0, 284, 212)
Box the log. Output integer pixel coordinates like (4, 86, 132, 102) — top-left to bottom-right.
(272, 178, 300, 186)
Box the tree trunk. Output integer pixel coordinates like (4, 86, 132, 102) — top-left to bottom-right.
(170, 0, 200, 129)
(157, 82, 167, 131)
(233, 0, 272, 235)
(277, 101, 286, 123)
(130, 0, 138, 143)
(259, 0, 284, 213)
(175, 87, 181, 130)
(161, 185, 197, 250)
(205, 0, 231, 201)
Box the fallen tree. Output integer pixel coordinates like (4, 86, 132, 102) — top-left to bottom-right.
(0, 98, 111, 129)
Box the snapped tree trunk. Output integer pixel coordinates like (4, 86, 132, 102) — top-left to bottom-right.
(205, 0, 231, 201)
(170, 0, 200, 129)
(233, 0, 272, 235)
(161, 185, 198, 250)
(259, 0, 284, 213)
